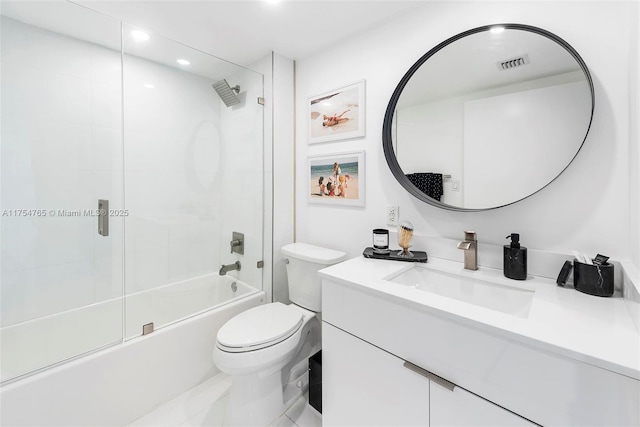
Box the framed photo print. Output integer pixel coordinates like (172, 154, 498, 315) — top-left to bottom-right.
(308, 151, 365, 206)
(308, 80, 365, 144)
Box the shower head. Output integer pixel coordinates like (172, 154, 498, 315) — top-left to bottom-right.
(212, 79, 241, 107)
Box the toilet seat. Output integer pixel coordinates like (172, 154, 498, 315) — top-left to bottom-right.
(216, 302, 303, 353)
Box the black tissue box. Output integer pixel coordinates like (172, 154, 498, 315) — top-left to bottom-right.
(573, 260, 614, 297)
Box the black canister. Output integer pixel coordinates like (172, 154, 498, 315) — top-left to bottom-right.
(373, 228, 389, 250)
(573, 260, 614, 297)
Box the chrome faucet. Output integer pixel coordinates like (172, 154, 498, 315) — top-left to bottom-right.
(457, 231, 478, 270)
(219, 261, 241, 276)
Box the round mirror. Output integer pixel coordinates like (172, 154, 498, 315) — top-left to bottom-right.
(383, 24, 594, 211)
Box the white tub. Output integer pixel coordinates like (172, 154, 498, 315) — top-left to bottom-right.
(0, 275, 264, 426)
(125, 273, 258, 340)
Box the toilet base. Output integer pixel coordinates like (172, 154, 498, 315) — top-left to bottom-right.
(224, 369, 305, 426)
(225, 369, 283, 427)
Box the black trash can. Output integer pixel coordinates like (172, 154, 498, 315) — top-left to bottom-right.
(309, 350, 322, 413)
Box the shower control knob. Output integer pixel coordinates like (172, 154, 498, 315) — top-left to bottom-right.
(229, 232, 244, 254)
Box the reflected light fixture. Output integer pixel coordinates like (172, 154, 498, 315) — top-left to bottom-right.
(131, 29, 150, 41)
(176, 59, 191, 66)
(490, 26, 505, 34)
(143, 83, 155, 89)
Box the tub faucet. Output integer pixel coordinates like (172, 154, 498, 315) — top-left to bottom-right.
(219, 261, 241, 276)
(457, 231, 478, 270)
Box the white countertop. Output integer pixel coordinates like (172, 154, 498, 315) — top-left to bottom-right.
(319, 255, 640, 381)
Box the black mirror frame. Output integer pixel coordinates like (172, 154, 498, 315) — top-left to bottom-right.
(382, 23, 595, 212)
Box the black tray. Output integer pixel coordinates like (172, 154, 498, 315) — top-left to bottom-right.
(363, 247, 428, 263)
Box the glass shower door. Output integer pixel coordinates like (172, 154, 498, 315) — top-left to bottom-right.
(0, 2, 124, 383)
(122, 25, 264, 339)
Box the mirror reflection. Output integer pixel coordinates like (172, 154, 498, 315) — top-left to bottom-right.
(385, 24, 593, 211)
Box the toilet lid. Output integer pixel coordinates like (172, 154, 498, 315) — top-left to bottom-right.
(217, 303, 303, 351)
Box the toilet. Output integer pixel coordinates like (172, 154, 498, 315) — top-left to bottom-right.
(213, 242, 346, 426)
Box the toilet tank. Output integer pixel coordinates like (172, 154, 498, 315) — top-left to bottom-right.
(281, 243, 346, 312)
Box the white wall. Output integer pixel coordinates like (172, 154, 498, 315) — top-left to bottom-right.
(295, 1, 638, 265)
(397, 98, 463, 206)
(631, 1, 640, 272)
(464, 80, 590, 209)
(396, 75, 590, 208)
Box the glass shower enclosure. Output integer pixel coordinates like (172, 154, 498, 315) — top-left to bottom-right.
(0, 1, 263, 383)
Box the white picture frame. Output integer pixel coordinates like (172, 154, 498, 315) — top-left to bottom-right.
(308, 80, 366, 144)
(308, 151, 365, 206)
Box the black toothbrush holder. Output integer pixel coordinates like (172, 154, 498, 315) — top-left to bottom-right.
(573, 260, 614, 297)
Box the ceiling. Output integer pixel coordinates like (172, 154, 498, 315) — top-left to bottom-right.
(68, 0, 424, 67)
(397, 26, 585, 108)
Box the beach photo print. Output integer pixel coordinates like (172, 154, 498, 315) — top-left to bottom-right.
(308, 80, 365, 144)
(308, 151, 365, 207)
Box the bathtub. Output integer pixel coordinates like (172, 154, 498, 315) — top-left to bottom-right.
(125, 273, 259, 339)
(0, 274, 264, 426)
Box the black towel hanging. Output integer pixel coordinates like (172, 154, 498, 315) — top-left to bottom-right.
(406, 172, 443, 201)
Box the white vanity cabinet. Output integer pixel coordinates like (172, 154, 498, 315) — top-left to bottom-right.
(323, 323, 429, 426)
(320, 263, 640, 427)
(429, 374, 534, 426)
(323, 322, 535, 427)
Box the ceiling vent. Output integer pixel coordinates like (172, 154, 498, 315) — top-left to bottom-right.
(497, 54, 530, 71)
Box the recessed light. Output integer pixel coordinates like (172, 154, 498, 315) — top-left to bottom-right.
(177, 59, 190, 66)
(131, 29, 150, 41)
(490, 26, 505, 34)
(264, 0, 281, 4)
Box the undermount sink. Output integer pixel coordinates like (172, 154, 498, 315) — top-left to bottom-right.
(387, 265, 535, 318)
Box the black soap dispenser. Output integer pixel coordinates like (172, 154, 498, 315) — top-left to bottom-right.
(504, 233, 527, 280)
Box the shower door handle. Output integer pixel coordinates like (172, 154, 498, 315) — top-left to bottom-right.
(98, 199, 109, 237)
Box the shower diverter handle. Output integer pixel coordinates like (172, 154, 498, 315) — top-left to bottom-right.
(230, 232, 244, 254)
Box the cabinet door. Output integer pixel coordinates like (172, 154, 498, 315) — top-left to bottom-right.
(323, 322, 430, 427)
(430, 381, 537, 427)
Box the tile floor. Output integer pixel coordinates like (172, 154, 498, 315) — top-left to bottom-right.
(128, 373, 322, 427)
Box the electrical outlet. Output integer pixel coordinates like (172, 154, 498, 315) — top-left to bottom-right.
(387, 205, 399, 225)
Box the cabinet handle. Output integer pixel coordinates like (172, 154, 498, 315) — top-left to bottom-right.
(403, 361, 456, 392)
